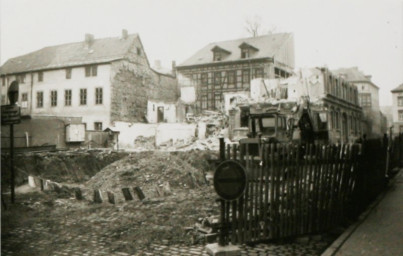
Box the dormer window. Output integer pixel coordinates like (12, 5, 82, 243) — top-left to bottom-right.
(241, 48, 250, 59)
(239, 42, 259, 59)
(214, 52, 222, 61)
(211, 46, 231, 62)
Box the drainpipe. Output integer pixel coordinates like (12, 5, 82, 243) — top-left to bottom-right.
(25, 132, 29, 147)
(30, 72, 34, 114)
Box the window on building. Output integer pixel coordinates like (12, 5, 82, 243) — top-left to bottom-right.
(137, 47, 141, 55)
(17, 74, 26, 83)
(2, 76, 5, 86)
(399, 110, 403, 121)
(201, 73, 208, 87)
(51, 90, 57, 107)
(65, 90, 72, 106)
(254, 68, 263, 79)
(80, 89, 87, 105)
(214, 93, 222, 110)
(1, 95, 6, 105)
(21, 93, 28, 108)
(38, 71, 43, 82)
(85, 65, 97, 77)
(66, 68, 72, 79)
(241, 48, 249, 59)
(359, 93, 371, 107)
(242, 69, 250, 84)
(36, 91, 43, 108)
(95, 87, 103, 104)
(213, 52, 222, 61)
(94, 122, 103, 131)
(398, 96, 403, 106)
(201, 95, 207, 110)
(227, 71, 236, 88)
(214, 72, 221, 89)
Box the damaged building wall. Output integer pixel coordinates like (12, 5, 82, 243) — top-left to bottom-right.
(110, 60, 177, 123)
(109, 35, 178, 124)
(147, 100, 176, 123)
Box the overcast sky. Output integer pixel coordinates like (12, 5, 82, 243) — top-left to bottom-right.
(1, 0, 402, 106)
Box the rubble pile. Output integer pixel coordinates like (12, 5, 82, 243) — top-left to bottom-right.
(86, 151, 209, 197)
(134, 136, 156, 150)
(185, 215, 220, 244)
(1, 149, 128, 187)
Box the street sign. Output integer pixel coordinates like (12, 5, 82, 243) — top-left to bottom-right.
(214, 160, 247, 201)
(1, 105, 21, 125)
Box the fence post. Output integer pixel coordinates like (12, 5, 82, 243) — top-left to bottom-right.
(218, 199, 227, 246)
(219, 137, 225, 161)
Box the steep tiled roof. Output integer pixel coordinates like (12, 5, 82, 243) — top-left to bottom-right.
(177, 33, 293, 67)
(332, 67, 379, 89)
(391, 83, 403, 93)
(0, 34, 140, 75)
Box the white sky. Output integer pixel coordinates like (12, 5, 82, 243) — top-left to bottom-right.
(1, 0, 402, 106)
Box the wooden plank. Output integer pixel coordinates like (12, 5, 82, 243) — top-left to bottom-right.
(285, 143, 292, 237)
(279, 144, 286, 238)
(311, 144, 322, 232)
(239, 144, 246, 244)
(274, 143, 281, 238)
(231, 200, 237, 243)
(263, 143, 270, 239)
(268, 143, 275, 239)
(244, 143, 250, 242)
(307, 144, 315, 233)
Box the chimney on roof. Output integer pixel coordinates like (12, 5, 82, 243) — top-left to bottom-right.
(85, 33, 94, 47)
(154, 60, 161, 69)
(171, 61, 176, 77)
(365, 75, 372, 81)
(122, 29, 128, 39)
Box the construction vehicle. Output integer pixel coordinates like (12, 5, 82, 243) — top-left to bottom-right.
(230, 96, 329, 156)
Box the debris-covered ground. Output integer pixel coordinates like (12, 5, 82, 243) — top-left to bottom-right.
(2, 149, 336, 255)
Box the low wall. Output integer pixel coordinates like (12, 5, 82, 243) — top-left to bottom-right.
(1, 118, 67, 149)
(113, 122, 198, 149)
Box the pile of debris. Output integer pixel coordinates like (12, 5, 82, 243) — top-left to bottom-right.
(185, 215, 220, 244)
(86, 151, 208, 198)
(134, 136, 156, 151)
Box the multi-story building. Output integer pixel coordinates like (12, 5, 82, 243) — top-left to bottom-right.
(391, 83, 403, 135)
(176, 33, 295, 112)
(0, 30, 177, 131)
(229, 67, 363, 143)
(333, 67, 386, 138)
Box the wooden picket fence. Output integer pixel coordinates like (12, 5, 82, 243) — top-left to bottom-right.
(218, 141, 387, 245)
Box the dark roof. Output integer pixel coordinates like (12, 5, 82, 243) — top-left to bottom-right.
(0, 34, 140, 75)
(177, 33, 293, 67)
(332, 67, 379, 89)
(391, 83, 403, 93)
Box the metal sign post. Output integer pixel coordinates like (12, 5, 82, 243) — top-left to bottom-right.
(213, 160, 247, 246)
(1, 81, 20, 203)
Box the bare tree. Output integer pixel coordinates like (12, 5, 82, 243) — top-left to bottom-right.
(244, 15, 262, 37)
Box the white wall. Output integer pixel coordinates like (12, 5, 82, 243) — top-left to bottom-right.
(155, 123, 196, 146)
(147, 100, 176, 123)
(113, 121, 197, 149)
(1, 64, 112, 130)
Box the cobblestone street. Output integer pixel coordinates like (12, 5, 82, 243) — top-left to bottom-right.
(2, 189, 333, 256)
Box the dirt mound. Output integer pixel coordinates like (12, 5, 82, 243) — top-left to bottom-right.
(86, 151, 211, 196)
(1, 150, 129, 188)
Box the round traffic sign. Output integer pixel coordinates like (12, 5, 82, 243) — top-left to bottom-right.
(213, 160, 247, 201)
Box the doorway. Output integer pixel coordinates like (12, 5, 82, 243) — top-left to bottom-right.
(157, 106, 164, 123)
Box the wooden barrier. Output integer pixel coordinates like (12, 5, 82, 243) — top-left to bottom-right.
(219, 140, 393, 244)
